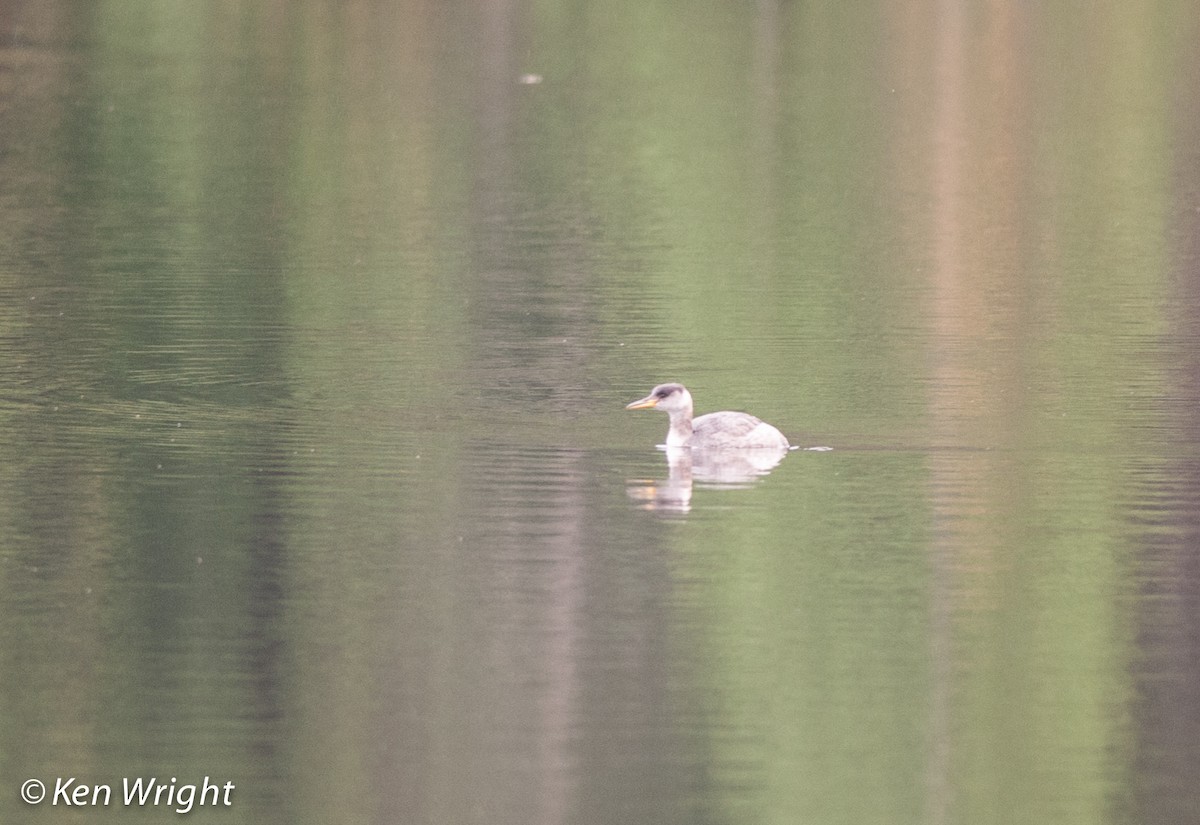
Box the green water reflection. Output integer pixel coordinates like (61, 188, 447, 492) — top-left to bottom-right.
(2, 1, 1199, 824)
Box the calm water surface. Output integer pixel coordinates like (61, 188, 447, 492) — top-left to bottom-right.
(3, 2, 1200, 824)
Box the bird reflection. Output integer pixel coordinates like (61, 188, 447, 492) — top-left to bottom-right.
(626, 443, 790, 514)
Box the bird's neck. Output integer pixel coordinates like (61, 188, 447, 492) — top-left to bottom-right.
(665, 408, 694, 447)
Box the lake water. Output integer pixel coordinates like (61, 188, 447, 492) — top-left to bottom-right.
(3, 2, 1199, 823)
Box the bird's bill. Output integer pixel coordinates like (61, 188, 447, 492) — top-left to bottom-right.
(625, 395, 659, 410)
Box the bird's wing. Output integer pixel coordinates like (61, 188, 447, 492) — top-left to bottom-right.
(693, 412, 763, 439)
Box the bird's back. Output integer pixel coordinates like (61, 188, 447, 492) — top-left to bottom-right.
(693, 411, 789, 450)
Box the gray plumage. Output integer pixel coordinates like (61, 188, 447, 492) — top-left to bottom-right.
(626, 383, 790, 450)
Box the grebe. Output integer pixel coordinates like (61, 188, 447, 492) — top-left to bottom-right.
(625, 383, 790, 450)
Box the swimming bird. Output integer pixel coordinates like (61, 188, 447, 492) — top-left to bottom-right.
(625, 383, 790, 450)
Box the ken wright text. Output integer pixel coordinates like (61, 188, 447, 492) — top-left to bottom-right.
(24, 776, 235, 814)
